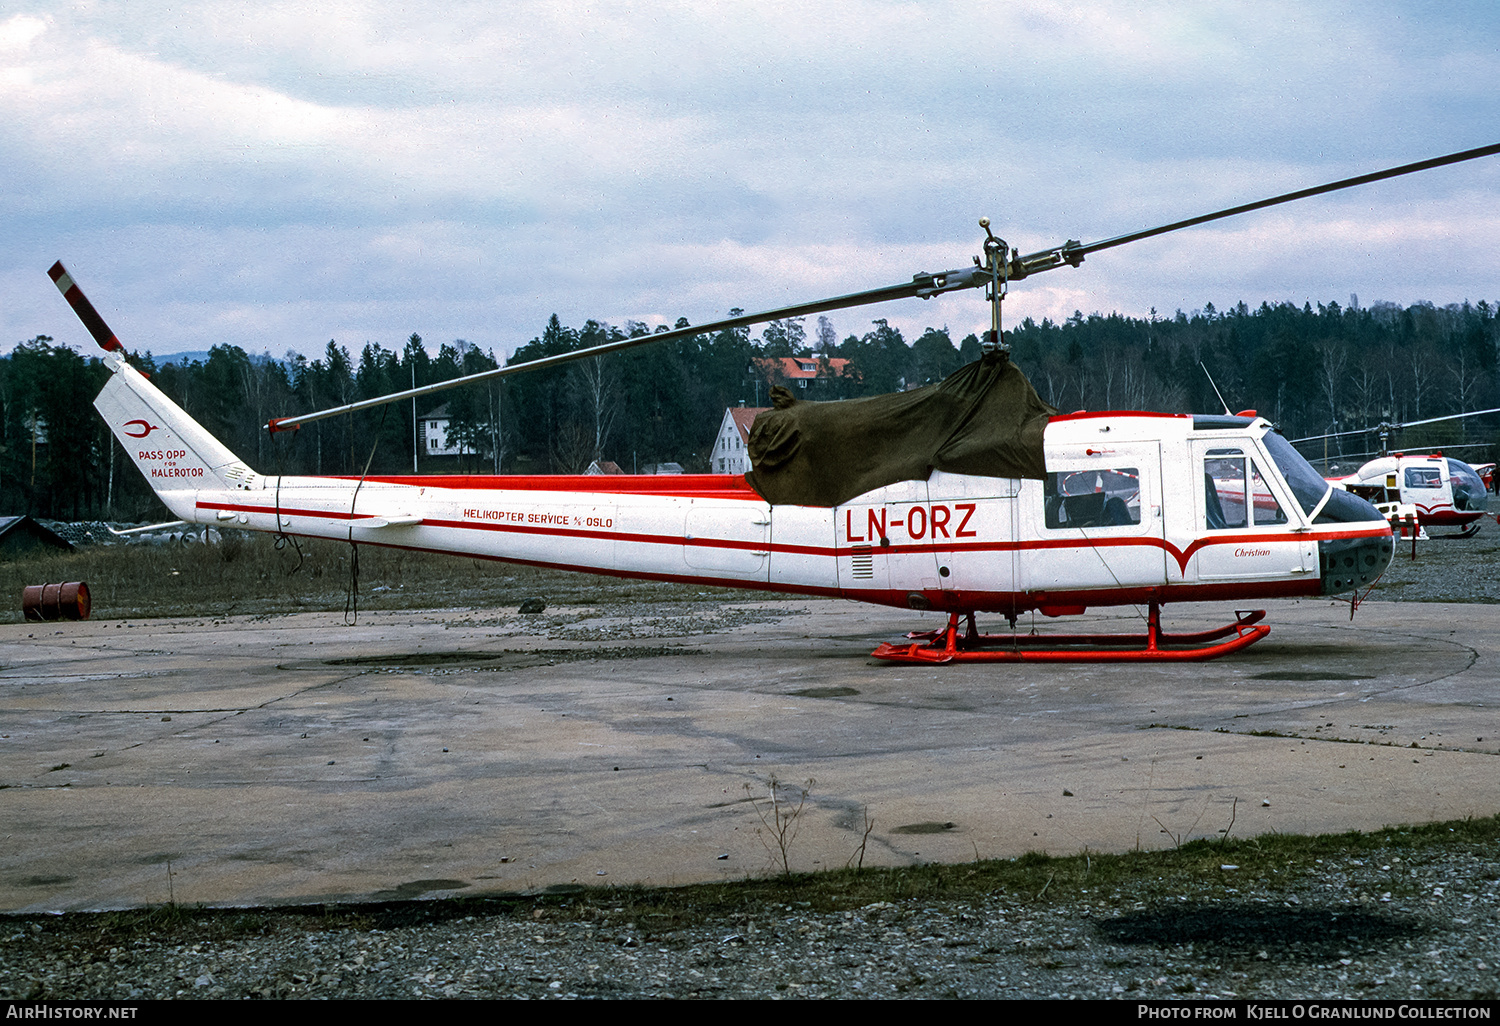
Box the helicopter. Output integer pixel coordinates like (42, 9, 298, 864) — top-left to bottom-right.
(52, 143, 1500, 663)
(1328, 454, 1491, 538)
(1294, 410, 1500, 538)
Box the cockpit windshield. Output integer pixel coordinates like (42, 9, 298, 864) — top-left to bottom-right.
(1449, 459, 1488, 512)
(1261, 430, 1331, 516)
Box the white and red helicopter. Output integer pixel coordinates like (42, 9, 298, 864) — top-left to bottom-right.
(1330, 453, 1492, 538)
(52, 144, 1500, 663)
(1294, 414, 1497, 538)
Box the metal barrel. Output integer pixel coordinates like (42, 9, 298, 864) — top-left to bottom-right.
(21, 582, 91, 622)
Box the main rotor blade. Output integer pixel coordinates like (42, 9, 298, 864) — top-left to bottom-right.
(269, 142, 1500, 432)
(1057, 141, 1500, 262)
(1293, 405, 1500, 446)
(1291, 428, 1370, 445)
(266, 267, 988, 432)
(1390, 406, 1500, 431)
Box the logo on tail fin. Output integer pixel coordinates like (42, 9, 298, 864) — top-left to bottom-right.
(123, 419, 159, 438)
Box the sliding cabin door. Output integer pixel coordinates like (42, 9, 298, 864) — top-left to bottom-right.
(1021, 442, 1168, 603)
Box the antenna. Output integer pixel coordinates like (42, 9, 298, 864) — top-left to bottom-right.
(1200, 361, 1231, 416)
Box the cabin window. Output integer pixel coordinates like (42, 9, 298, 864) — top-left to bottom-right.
(1204, 453, 1248, 529)
(1044, 468, 1141, 528)
(1405, 466, 1443, 489)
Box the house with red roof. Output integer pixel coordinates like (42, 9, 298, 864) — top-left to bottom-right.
(751, 355, 850, 392)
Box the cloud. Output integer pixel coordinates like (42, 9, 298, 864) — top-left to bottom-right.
(4, 2, 1499, 363)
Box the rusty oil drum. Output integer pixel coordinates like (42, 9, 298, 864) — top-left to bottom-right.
(22, 581, 91, 621)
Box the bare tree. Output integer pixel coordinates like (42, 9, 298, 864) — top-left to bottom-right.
(1409, 343, 1439, 421)
(1450, 346, 1484, 425)
(1350, 359, 1380, 431)
(816, 315, 838, 354)
(1317, 341, 1348, 437)
(567, 354, 621, 466)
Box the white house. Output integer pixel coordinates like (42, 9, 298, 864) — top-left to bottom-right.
(418, 404, 465, 457)
(711, 405, 767, 475)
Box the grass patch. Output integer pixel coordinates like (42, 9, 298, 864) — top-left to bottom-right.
(8, 813, 1498, 945)
(0, 534, 748, 623)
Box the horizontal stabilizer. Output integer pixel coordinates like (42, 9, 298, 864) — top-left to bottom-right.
(354, 515, 424, 528)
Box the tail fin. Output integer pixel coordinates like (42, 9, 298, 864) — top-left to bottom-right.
(52, 263, 258, 521)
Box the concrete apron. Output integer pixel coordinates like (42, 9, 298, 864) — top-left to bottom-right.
(1, 598, 1495, 913)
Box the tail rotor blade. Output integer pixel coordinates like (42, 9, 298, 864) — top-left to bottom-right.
(48, 262, 123, 353)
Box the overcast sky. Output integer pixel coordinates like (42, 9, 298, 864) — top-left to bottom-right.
(4, 1, 1498, 362)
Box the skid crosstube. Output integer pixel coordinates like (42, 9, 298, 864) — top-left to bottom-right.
(871, 605, 1269, 664)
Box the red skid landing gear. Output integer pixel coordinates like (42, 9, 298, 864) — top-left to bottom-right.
(870, 603, 1270, 664)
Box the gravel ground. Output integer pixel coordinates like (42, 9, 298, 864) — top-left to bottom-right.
(1365, 533, 1500, 604)
(3, 835, 1498, 1000)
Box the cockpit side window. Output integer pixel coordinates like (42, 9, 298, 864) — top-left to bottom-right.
(1204, 452, 1247, 530)
(1404, 466, 1443, 489)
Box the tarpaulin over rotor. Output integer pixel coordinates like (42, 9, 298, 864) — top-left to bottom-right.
(745, 352, 1057, 507)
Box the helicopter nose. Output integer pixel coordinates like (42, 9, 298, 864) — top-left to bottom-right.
(1448, 460, 1487, 511)
(1318, 534, 1394, 595)
(1315, 485, 1389, 526)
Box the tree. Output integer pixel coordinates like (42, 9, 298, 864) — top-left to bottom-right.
(910, 327, 959, 386)
(0, 338, 111, 517)
(815, 316, 838, 354)
(760, 317, 807, 357)
(840, 319, 908, 395)
(562, 321, 623, 470)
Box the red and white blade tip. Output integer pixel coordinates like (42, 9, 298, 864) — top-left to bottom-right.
(48, 262, 123, 353)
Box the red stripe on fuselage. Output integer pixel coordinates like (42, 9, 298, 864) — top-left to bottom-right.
(197, 499, 1388, 569)
(343, 473, 762, 500)
(193, 527, 1331, 613)
(1047, 410, 1191, 423)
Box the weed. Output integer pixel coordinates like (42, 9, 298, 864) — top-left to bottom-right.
(1153, 796, 1238, 849)
(744, 775, 815, 877)
(846, 805, 875, 871)
(6, 813, 1499, 949)
(1219, 797, 1238, 847)
(1151, 814, 1183, 849)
